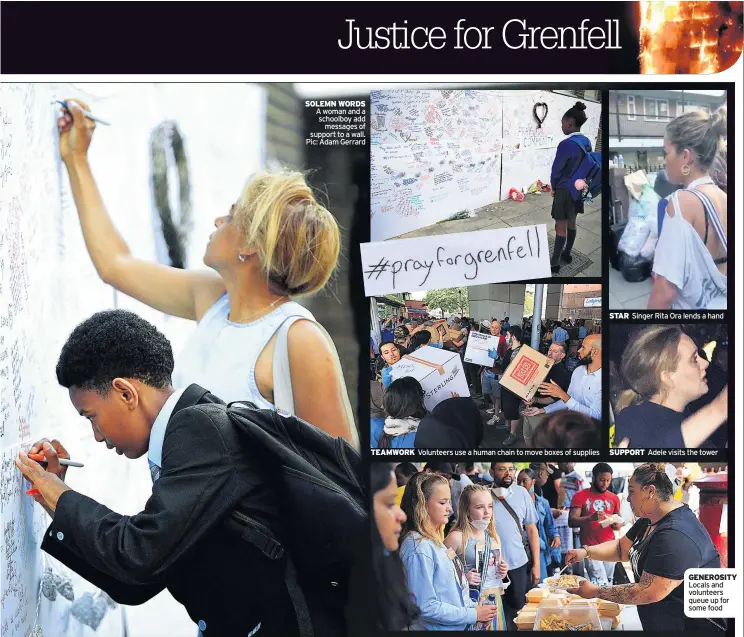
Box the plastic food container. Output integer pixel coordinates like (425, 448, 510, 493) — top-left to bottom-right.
(544, 575, 588, 592)
(599, 514, 625, 528)
(526, 587, 551, 603)
(515, 611, 537, 630)
(534, 605, 603, 631)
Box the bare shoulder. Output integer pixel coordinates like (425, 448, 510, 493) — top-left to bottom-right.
(444, 530, 463, 549)
(673, 190, 704, 224)
(287, 318, 334, 356)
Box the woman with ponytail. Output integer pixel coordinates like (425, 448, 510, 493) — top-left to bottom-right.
(444, 484, 509, 630)
(399, 474, 498, 630)
(649, 107, 727, 309)
(614, 326, 727, 448)
(565, 463, 724, 632)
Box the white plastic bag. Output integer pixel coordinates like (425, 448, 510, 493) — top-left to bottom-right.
(618, 217, 650, 257)
(639, 234, 658, 260)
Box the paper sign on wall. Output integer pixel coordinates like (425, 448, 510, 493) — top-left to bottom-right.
(499, 345, 554, 401)
(390, 347, 470, 411)
(361, 224, 551, 296)
(463, 331, 501, 367)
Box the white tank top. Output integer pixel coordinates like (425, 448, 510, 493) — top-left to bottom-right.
(172, 294, 315, 408)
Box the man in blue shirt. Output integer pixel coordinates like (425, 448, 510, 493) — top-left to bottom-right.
(578, 322, 589, 339)
(523, 334, 602, 422)
(552, 321, 568, 345)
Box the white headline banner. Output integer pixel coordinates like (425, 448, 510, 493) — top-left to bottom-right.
(360, 224, 551, 295)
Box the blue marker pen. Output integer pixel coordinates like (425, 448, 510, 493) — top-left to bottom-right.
(52, 100, 110, 126)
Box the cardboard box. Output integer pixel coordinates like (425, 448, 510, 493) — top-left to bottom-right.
(444, 327, 463, 342)
(463, 330, 501, 367)
(390, 346, 470, 411)
(500, 345, 554, 401)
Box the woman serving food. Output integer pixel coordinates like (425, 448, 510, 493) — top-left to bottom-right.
(564, 463, 724, 632)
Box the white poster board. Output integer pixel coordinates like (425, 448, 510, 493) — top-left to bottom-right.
(463, 331, 500, 367)
(0, 83, 266, 637)
(390, 347, 470, 411)
(371, 89, 503, 241)
(361, 224, 551, 296)
(501, 91, 601, 199)
(371, 89, 601, 241)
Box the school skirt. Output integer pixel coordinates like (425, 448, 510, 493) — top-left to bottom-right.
(551, 188, 584, 221)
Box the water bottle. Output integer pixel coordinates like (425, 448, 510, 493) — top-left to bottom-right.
(475, 593, 498, 630)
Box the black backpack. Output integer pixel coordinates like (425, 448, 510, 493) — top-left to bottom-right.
(225, 401, 366, 637)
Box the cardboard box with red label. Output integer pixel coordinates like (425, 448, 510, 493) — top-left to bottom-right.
(499, 345, 554, 401)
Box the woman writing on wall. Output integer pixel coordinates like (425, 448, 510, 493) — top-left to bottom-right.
(566, 463, 724, 632)
(649, 108, 727, 310)
(444, 484, 509, 630)
(614, 326, 727, 449)
(399, 473, 499, 631)
(57, 100, 357, 448)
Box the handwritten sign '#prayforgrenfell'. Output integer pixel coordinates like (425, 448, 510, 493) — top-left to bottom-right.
(360, 224, 551, 295)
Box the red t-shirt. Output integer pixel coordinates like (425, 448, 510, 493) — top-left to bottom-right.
(571, 488, 621, 546)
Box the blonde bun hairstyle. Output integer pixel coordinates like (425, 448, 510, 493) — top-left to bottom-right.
(233, 170, 340, 297)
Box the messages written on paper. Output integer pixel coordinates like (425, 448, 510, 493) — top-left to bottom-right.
(463, 331, 501, 367)
(360, 224, 551, 296)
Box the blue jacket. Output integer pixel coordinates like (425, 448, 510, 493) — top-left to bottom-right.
(400, 533, 477, 630)
(551, 134, 592, 200)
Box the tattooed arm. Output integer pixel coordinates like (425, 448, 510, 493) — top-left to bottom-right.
(596, 571, 682, 605)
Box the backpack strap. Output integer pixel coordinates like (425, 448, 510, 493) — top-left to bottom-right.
(567, 136, 591, 154)
(228, 511, 315, 637)
(272, 314, 360, 450)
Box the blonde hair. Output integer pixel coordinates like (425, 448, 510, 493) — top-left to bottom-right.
(232, 170, 340, 296)
(616, 326, 683, 413)
(449, 484, 502, 555)
(666, 106, 727, 170)
(400, 473, 449, 547)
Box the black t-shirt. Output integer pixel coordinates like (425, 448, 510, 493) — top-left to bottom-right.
(614, 402, 717, 449)
(625, 505, 722, 632)
(542, 466, 564, 509)
(544, 362, 571, 404)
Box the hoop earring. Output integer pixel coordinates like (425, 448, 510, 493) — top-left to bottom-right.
(238, 254, 247, 262)
(638, 496, 657, 518)
(681, 164, 691, 176)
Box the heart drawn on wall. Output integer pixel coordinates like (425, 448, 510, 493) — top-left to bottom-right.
(533, 102, 548, 128)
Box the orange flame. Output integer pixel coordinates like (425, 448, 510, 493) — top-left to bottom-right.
(639, 1, 743, 73)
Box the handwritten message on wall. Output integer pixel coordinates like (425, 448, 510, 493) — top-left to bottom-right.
(371, 89, 601, 241)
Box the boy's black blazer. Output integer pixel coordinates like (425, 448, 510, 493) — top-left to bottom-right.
(42, 384, 308, 636)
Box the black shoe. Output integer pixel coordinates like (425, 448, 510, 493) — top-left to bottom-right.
(551, 264, 560, 274)
(561, 253, 573, 263)
(502, 434, 518, 446)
